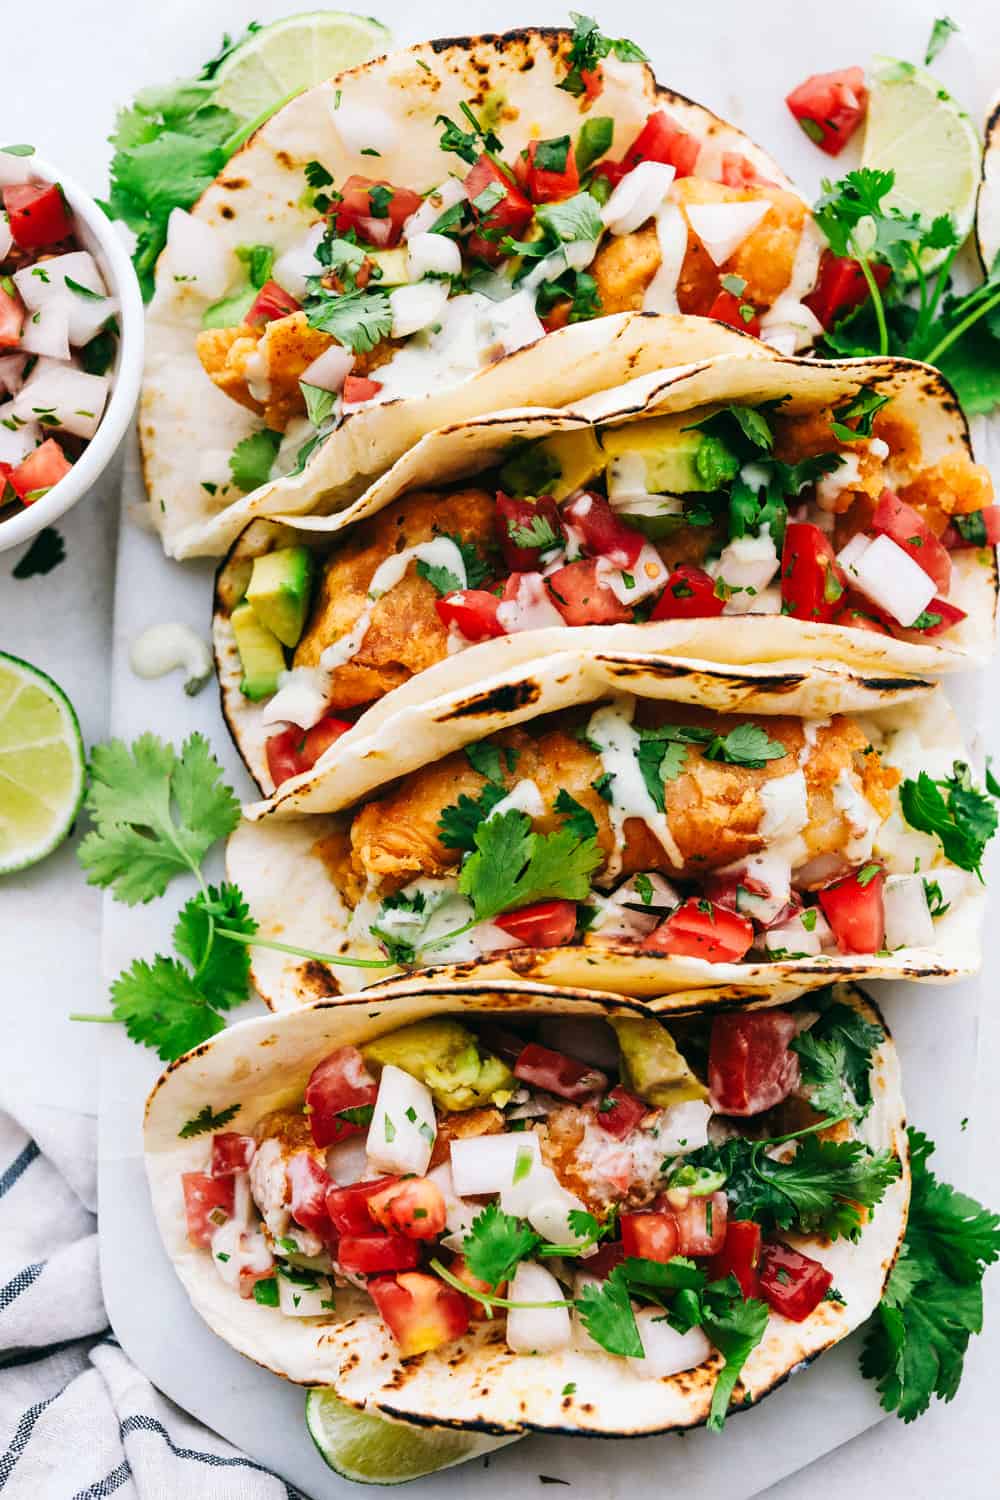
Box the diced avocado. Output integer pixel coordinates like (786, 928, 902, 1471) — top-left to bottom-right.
(367, 248, 410, 286)
(246, 547, 314, 649)
(609, 1015, 708, 1108)
(231, 601, 286, 701)
(201, 285, 256, 330)
(602, 414, 725, 496)
(362, 1019, 515, 1112)
(537, 429, 606, 502)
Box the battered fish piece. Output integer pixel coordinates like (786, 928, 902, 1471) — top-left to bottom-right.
(430, 1107, 504, 1169)
(294, 488, 496, 711)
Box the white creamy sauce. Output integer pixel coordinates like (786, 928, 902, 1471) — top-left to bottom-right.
(130, 622, 213, 695)
(495, 571, 564, 632)
(521, 236, 598, 293)
(758, 769, 809, 841)
(642, 202, 689, 314)
(586, 700, 684, 877)
(832, 767, 881, 861)
(272, 224, 326, 302)
(606, 450, 650, 502)
(758, 294, 824, 353)
(373, 290, 541, 404)
(210, 1220, 273, 1293)
(402, 177, 467, 240)
(244, 347, 270, 404)
(708, 524, 780, 614)
(260, 666, 330, 730)
(597, 543, 669, 605)
(798, 717, 829, 767)
(815, 452, 861, 511)
(486, 778, 545, 823)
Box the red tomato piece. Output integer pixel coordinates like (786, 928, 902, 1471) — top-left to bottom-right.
(434, 588, 505, 640)
(872, 489, 952, 593)
(513, 1041, 608, 1100)
(708, 1219, 763, 1299)
(368, 1272, 471, 1356)
(803, 251, 891, 329)
(515, 136, 581, 203)
(264, 715, 352, 789)
(448, 1254, 501, 1317)
(942, 506, 1000, 549)
(465, 155, 534, 257)
(305, 1044, 379, 1147)
(338, 1234, 422, 1275)
(0, 284, 24, 348)
(623, 111, 700, 177)
(210, 1133, 256, 1177)
(590, 159, 628, 192)
(720, 152, 776, 190)
(780, 521, 848, 623)
(708, 1011, 801, 1116)
(651, 564, 726, 621)
(0, 462, 12, 501)
(759, 1240, 833, 1320)
(182, 1172, 235, 1247)
(594, 1085, 649, 1138)
(495, 900, 579, 949)
(546, 558, 632, 625)
(785, 67, 868, 156)
(342, 374, 383, 403)
(908, 596, 967, 635)
(562, 492, 646, 566)
(674, 1192, 728, 1256)
(287, 1152, 334, 1241)
(587, 1240, 625, 1277)
(832, 590, 893, 635)
(707, 288, 761, 337)
(621, 1211, 680, 1263)
(581, 68, 604, 104)
(641, 899, 754, 963)
(368, 1177, 447, 1240)
(3, 183, 73, 249)
(334, 176, 423, 248)
(8, 438, 72, 502)
(246, 279, 302, 326)
(326, 1177, 400, 1235)
(818, 865, 885, 953)
(495, 491, 564, 570)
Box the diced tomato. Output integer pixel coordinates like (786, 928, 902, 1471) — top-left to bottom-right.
(621, 1212, 680, 1263)
(182, 1171, 235, 1247)
(0, 462, 12, 502)
(803, 251, 891, 329)
(674, 1192, 728, 1256)
(720, 152, 776, 190)
(707, 288, 760, 337)
(246, 279, 302, 326)
(708, 1219, 763, 1299)
(305, 1044, 379, 1147)
(3, 182, 73, 249)
(908, 596, 967, 635)
(434, 588, 505, 640)
(587, 1240, 625, 1277)
(514, 136, 580, 203)
(581, 67, 604, 104)
(832, 590, 893, 635)
(342, 374, 383, 403)
(651, 564, 726, 621)
(334, 175, 423, 249)
(562, 492, 646, 566)
(210, 1133, 256, 1176)
(448, 1254, 501, 1317)
(819, 865, 885, 954)
(590, 159, 628, 192)
(641, 898, 755, 963)
(759, 1240, 833, 1320)
(780, 521, 848, 623)
(7, 439, 72, 502)
(872, 489, 952, 594)
(495, 491, 564, 570)
(594, 1085, 648, 1138)
(264, 715, 352, 788)
(338, 1234, 422, 1274)
(623, 111, 700, 177)
(708, 1011, 800, 1116)
(0, 284, 24, 348)
(546, 558, 632, 625)
(326, 1176, 400, 1236)
(465, 155, 534, 257)
(942, 506, 1000, 549)
(368, 1272, 471, 1356)
(494, 900, 579, 949)
(702, 867, 773, 916)
(287, 1152, 334, 1241)
(513, 1041, 607, 1100)
(540, 299, 572, 333)
(368, 1178, 447, 1240)
(786, 67, 868, 156)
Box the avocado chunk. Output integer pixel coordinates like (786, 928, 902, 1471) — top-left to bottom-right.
(362, 1019, 515, 1112)
(602, 414, 725, 497)
(609, 1015, 708, 1108)
(366, 247, 410, 286)
(499, 429, 605, 501)
(231, 601, 286, 701)
(246, 546, 314, 648)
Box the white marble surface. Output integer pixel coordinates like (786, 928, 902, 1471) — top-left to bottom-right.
(2, 0, 1000, 1494)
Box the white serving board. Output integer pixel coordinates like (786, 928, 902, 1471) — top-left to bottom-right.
(96, 0, 1000, 1494)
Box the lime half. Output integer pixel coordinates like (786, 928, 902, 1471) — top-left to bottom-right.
(862, 57, 981, 271)
(0, 653, 84, 875)
(306, 1389, 519, 1485)
(213, 11, 391, 120)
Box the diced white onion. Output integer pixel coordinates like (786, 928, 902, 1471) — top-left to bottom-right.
(685, 200, 770, 266)
(643, 204, 688, 314)
(729, 849, 792, 926)
(481, 288, 544, 354)
(601, 162, 676, 236)
(759, 771, 808, 842)
(627, 1310, 712, 1378)
(278, 1269, 334, 1317)
(708, 525, 780, 614)
(0, 214, 13, 262)
(759, 295, 823, 354)
(501, 1159, 585, 1242)
(18, 301, 70, 360)
(366, 1065, 436, 1176)
(13, 361, 109, 440)
(658, 1098, 712, 1156)
(850, 534, 936, 627)
(427, 1161, 480, 1245)
(407, 232, 462, 280)
(301, 343, 355, 392)
(389, 280, 450, 338)
(495, 571, 564, 633)
(403, 178, 468, 240)
(0, 404, 39, 463)
(272, 224, 326, 302)
(13, 250, 115, 348)
(505, 1262, 571, 1353)
(883, 874, 935, 949)
(596, 543, 669, 604)
(764, 910, 828, 956)
(836, 531, 872, 580)
(0, 353, 26, 395)
(158, 208, 234, 301)
(329, 99, 399, 156)
(0, 152, 34, 187)
(450, 1131, 541, 1197)
(325, 1136, 369, 1186)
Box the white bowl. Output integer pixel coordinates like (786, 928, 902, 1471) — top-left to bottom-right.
(0, 154, 144, 553)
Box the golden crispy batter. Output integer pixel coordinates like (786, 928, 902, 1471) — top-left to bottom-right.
(589, 221, 662, 314)
(900, 453, 995, 527)
(293, 488, 496, 710)
(772, 406, 891, 515)
(253, 1107, 314, 1150)
(430, 1107, 504, 1169)
(196, 325, 265, 416)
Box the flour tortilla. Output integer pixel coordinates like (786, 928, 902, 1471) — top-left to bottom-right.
(977, 96, 1000, 273)
(143, 981, 908, 1436)
(140, 24, 797, 558)
(222, 662, 985, 1008)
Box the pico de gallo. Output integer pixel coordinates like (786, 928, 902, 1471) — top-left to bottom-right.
(0, 146, 118, 514)
(178, 993, 901, 1426)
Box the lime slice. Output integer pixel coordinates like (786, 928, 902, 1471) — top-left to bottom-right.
(213, 11, 391, 120)
(306, 1389, 519, 1485)
(0, 653, 84, 875)
(862, 58, 981, 271)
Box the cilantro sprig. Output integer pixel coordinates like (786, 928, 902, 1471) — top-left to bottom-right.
(791, 994, 885, 1124)
(559, 14, 649, 97)
(457, 809, 603, 922)
(899, 760, 997, 878)
(636, 722, 787, 811)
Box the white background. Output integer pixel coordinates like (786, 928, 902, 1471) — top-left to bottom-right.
(2, 0, 1000, 1494)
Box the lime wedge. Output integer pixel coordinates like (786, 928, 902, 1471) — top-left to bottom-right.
(0, 653, 84, 875)
(213, 11, 391, 120)
(862, 58, 981, 271)
(305, 1389, 519, 1485)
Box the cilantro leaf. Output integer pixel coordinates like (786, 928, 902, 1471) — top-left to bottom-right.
(559, 14, 649, 97)
(829, 388, 892, 442)
(507, 512, 560, 550)
(110, 953, 226, 1058)
(173, 882, 257, 1011)
(305, 288, 393, 353)
(457, 810, 602, 921)
(229, 429, 281, 493)
(178, 1102, 240, 1139)
(703, 1295, 770, 1431)
(553, 789, 598, 841)
(576, 1266, 642, 1356)
(791, 999, 884, 1122)
(415, 559, 463, 595)
(534, 192, 604, 246)
(899, 760, 998, 877)
(462, 1203, 541, 1287)
(12, 526, 65, 579)
(435, 102, 504, 166)
(925, 16, 959, 65)
(438, 783, 508, 852)
(465, 742, 508, 784)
